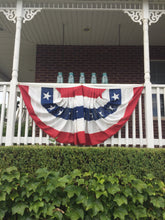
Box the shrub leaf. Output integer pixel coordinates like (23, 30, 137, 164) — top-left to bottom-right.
(113, 206, 128, 220)
(12, 203, 27, 216)
(151, 197, 165, 208)
(114, 194, 128, 206)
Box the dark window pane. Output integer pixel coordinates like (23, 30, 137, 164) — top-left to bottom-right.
(150, 61, 165, 84)
(152, 94, 157, 117)
(152, 94, 165, 117)
(160, 94, 164, 116)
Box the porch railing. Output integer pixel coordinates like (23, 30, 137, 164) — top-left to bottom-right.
(0, 82, 165, 147)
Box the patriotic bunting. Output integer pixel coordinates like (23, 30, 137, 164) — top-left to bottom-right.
(19, 85, 143, 145)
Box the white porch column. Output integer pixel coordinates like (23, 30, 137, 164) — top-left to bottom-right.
(143, 0, 154, 148)
(5, 0, 23, 146)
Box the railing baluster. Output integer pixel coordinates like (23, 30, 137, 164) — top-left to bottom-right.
(138, 95, 143, 147)
(17, 95, 23, 145)
(125, 121, 129, 147)
(111, 135, 114, 146)
(118, 129, 121, 146)
(0, 85, 7, 145)
(46, 134, 50, 145)
(39, 128, 42, 145)
(132, 110, 136, 147)
(103, 138, 109, 146)
(32, 120, 36, 145)
(24, 108, 29, 145)
(156, 87, 162, 147)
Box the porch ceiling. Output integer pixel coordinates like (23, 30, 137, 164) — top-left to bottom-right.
(0, 1, 165, 82)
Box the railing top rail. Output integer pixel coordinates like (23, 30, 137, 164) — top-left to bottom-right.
(151, 84, 165, 88)
(18, 82, 144, 88)
(0, 82, 10, 86)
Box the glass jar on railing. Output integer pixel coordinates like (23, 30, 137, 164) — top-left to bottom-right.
(57, 72, 63, 83)
(79, 72, 85, 84)
(68, 72, 74, 83)
(91, 72, 97, 84)
(102, 72, 108, 84)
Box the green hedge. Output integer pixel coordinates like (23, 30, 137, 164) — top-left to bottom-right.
(0, 167, 165, 220)
(0, 146, 164, 181)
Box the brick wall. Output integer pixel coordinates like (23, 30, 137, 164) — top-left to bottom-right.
(150, 46, 165, 60)
(35, 45, 165, 84)
(35, 45, 142, 83)
(35, 45, 165, 145)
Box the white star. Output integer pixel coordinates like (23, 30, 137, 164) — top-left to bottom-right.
(112, 93, 119, 101)
(109, 106, 114, 110)
(48, 105, 55, 111)
(57, 110, 63, 115)
(99, 111, 104, 117)
(43, 92, 51, 100)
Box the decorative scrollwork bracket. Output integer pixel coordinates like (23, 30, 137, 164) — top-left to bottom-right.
(149, 11, 165, 25)
(22, 8, 41, 23)
(0, 8, 41, 23)
(0, 9, 17, 23)
(124, 9, 165, 25)
(124, 10, 143, 25)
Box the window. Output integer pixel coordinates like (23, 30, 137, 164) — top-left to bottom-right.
(150, 60, 165, 117)
(152, 94, 164, 117)
(150, 60, 165, 84)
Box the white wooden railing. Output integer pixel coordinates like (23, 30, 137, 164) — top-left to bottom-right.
(0, 82, 165, 147)
(152, 85, 165, 147)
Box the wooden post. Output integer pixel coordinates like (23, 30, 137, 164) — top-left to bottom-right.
(5, 0, 23, 146)
(143, 0, 154, 148)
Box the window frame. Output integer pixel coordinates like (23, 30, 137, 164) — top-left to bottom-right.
(150, 59, 165, 120)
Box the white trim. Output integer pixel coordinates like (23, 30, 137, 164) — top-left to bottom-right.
(5, 0, 23, 146)
(0, 1, 164, 25)
(0, 1, 165, 11)
(0, 7, 41, 23)
(18, 82, 144, 88)
(9, 1, 143, 10)
(0, 8, 16, 23)
(149, 10, 165, 25)
(143, 0, 154, 148)
(124, 9, 143, 25)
